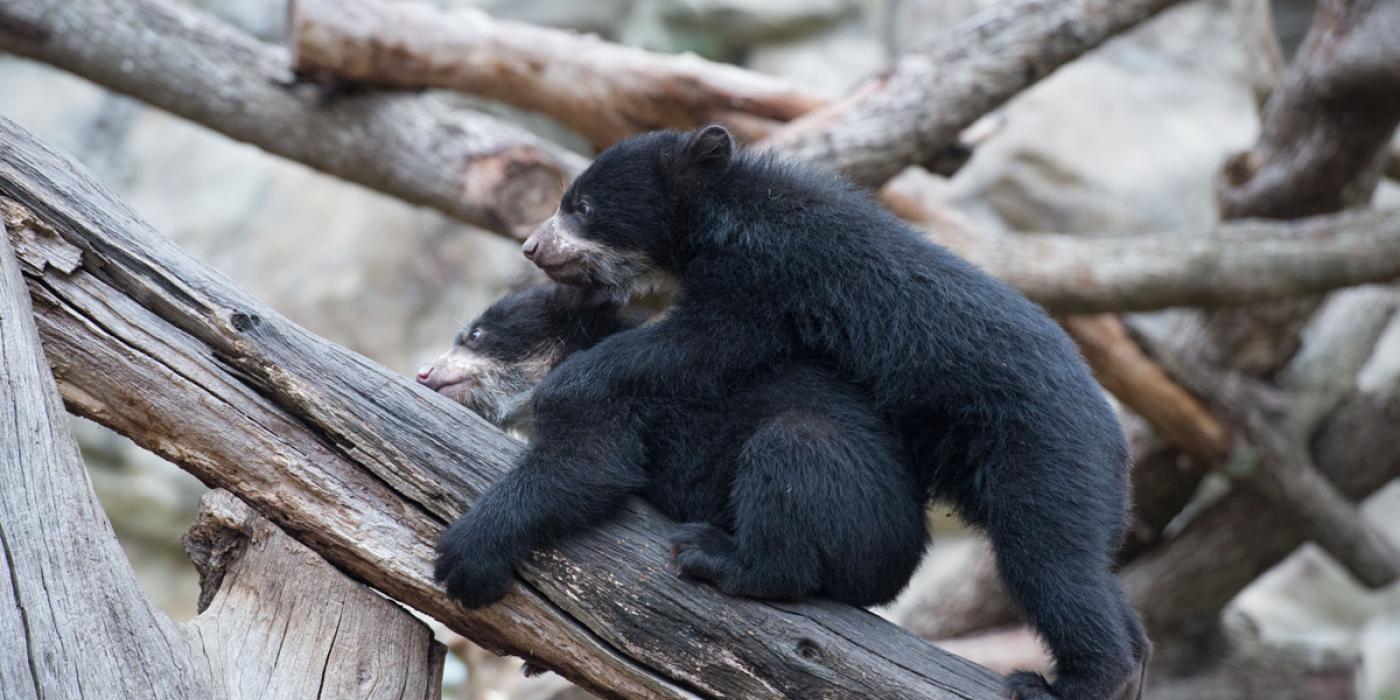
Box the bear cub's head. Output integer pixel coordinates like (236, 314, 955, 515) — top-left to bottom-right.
(522, 125, 734, 292)
(416, 284, 634, 430)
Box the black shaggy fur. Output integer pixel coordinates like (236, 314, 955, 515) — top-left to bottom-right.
(436, 127, 1148, 699)
(437, 283, 929, 607)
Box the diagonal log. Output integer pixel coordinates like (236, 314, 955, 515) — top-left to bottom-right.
(0, 117, 1005, 699)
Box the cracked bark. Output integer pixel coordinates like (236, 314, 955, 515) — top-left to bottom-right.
(0, 213, 442, 698)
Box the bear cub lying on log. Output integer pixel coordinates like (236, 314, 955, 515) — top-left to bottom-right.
(431, 126, 1148, 700)
(419, 283, 929, 606)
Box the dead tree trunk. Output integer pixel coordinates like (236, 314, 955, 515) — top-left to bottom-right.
(0, 225, 443, 698)
(0, 117, 1006, 699)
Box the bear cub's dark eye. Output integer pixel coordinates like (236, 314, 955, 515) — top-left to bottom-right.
(468, 327, 483, 344)
(577, 200, 593, 217)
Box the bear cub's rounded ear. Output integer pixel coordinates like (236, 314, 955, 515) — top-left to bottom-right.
(678, 124, 734, 172)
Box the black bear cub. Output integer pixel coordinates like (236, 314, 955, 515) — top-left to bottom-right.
(422, 283, 928, 607)
(436, 126, 1149, 700)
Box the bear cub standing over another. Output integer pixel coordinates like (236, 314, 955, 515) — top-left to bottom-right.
(420, 283, 928, 607)
(436, 126, 1149, 700)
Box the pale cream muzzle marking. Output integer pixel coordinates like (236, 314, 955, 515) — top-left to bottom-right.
(522, 212, 663, 293)
(418, 344, 562, 431)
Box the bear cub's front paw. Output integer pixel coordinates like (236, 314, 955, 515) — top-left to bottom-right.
(435, 520, 515, 608)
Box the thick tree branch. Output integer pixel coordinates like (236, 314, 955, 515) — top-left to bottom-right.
(2, 222, 442, 698)
(946, 209, 1400, 314)
(762, 0, 1187, 187)
(1, 199, 208, 699)
(0, 0, 588, 240)
(0, 118, 1004, 699)
(289, 0, 822, 149)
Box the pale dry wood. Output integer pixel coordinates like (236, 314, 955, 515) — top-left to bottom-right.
(0, 202, 209, 700)
(184, 489, 446, 699)
(0, 117, 1005, 699)
(763, 0, 1189, 187)
(1, 225, 443, 699)
(289, 0, 822, 149)
(0, 0, 588, 240)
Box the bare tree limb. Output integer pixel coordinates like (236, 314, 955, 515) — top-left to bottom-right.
(948, 209, 1400, 314)
(0, 117, 1004, 699)
(182, 489, 447, 698)
(2, 218, 443, 699)
(762, 0, 1188, 187)
(289, 0, 822, 149)
(1219, 0, 1400, 218)
(0, 0, 588, 240)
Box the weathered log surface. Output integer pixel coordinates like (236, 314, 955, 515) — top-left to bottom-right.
(1, 196, 208, 699)
(0, 0, 587, 240)
(764, 0, 1187, 187)
(184, 490, 446, 699)
(0, 118, 1004, 699)
(290, 0, 822, 149)
(2, 219, 443, 699)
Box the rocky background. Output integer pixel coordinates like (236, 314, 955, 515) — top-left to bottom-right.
(2, 0, 1397, 697)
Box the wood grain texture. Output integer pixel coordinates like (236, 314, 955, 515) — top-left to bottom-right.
(0, 118, 1004, 699)
(947, 210, 1400, 314)
(184, 490, 445, 700)
(0, 0, 587, 240)
(2, 199, 448, 700)
(1, 189, 209, 700)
